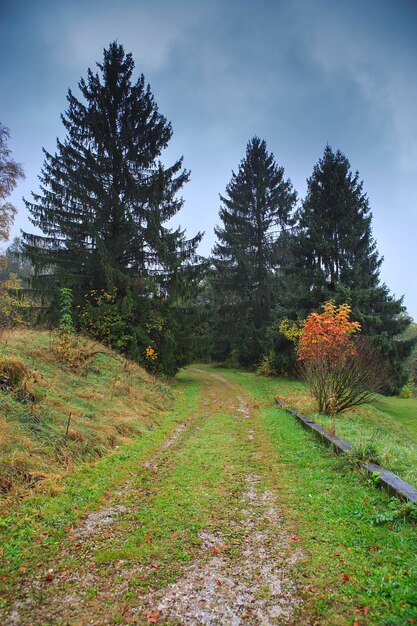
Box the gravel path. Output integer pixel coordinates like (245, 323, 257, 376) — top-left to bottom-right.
(3, 369, 302, 625)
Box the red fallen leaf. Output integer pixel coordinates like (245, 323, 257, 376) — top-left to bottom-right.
(103, 532, 113, 539)
(146, 610, 160, 623)
(407, 620, 416, 624)
(122, 605, 131, 616)
(44, 573, 54, 582)
(333, 553, 341, 557)
(216, 580, 222, 586)
(67, 535, 75, 540)
(213, 545, 221, 554)
(150, 563, 159, 569)
(268, 518, 274, 523)
(171, 531, 178, 537)
(353, 621, 359, 626)
(289, 536, 300, 542)
(342, 573, 350, 581)
(319, 565, 328, 570)
(363, 607, 368, 616)
(18, 567, 27, 572)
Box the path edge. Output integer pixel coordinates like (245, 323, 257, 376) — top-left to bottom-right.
(275, 398, 417, 504)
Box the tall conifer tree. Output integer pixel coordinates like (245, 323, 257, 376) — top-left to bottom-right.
(24, 42, 200, 299)
(23, 42, 202, 373)
(210, 137, 297, 364)
(291, 145, 412, 391)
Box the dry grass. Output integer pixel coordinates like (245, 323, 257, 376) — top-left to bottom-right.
(0, 329, 172, 501)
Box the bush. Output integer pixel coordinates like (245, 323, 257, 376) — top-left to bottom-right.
(281, 302, 387, 415)
(399, 384, 413, 399)
(0, 356, 39, 403)
(302, 337, 386, 415)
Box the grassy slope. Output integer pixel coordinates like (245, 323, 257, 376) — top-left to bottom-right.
(0, 329, 171, 499)
(278, 378, 417, 486)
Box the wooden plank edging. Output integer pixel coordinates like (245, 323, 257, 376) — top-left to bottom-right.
(275, 397, 417, 504)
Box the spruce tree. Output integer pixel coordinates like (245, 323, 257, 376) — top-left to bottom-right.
(291, 145, 412, 391)
(24, 42, 199, 294)
(23, 42, 202, 373)
(210, 137, 297, 365)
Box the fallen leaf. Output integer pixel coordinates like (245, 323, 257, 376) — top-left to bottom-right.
(342, 573, 350, 581)
(150, 563, 159, 569)
(18, 567, 27, 572)
(146, 610, 160, 623)
(319, 565, 328, 570)
(213, 545, 221, 554)
(216, 580, 222, 586)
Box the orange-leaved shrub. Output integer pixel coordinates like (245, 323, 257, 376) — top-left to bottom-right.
(281, 302, 386, 415)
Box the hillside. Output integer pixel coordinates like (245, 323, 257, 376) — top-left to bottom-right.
(0, 329, 172, 500)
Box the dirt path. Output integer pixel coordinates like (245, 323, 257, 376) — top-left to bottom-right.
(3, 368, 303, 625)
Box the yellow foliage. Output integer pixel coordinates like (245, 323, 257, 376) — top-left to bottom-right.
(0, 274, 31, 329)
(278, 318, 303, 343)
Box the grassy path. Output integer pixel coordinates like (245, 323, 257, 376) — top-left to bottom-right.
(1, 366, 416, 625)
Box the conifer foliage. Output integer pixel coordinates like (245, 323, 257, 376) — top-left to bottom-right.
(210, 137, 297, 364)
(23, 42, 202, 374)
(293, 145, 382, 305)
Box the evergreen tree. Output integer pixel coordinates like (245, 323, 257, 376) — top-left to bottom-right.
(291, 145, 412, 391)
(23, 42, 202, 373)
(210, 137, 297, 365)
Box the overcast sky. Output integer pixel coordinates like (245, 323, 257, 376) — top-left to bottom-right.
(1, 0, 416, 318)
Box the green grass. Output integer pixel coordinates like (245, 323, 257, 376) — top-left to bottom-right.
(0, 371, 201, 599)
(275, 375, 417, 486)
(0, 368, 258, 624)
(1, 363, 416, 625)
(206, 367, 417, 625)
